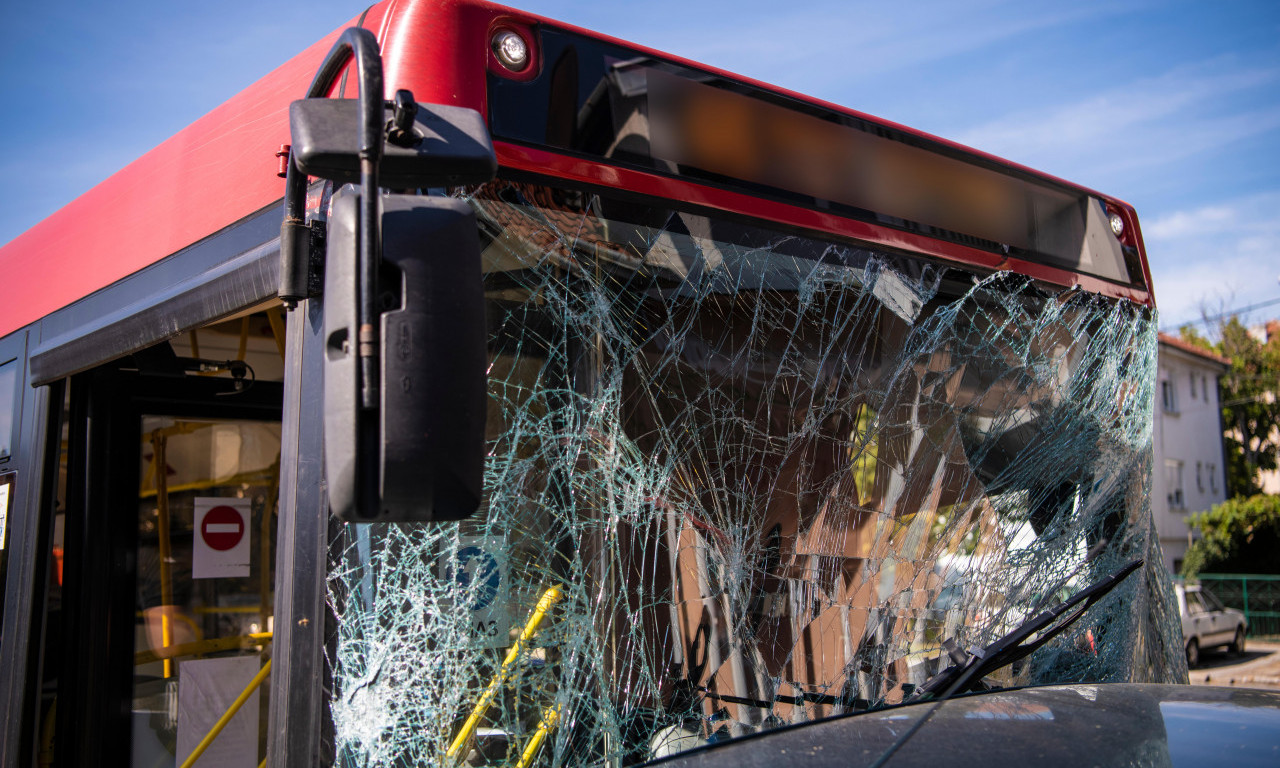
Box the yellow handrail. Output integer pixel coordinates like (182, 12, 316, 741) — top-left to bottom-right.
(260, 460, 280, 644)
(266, 306, 287, 360)
(236, 316, 250, 361)
(516, 705, 561, 768)
(139, 467, 277, 499)
(445, 586, 563, 762)
(178, 658, 272, 768)
(135, 632, 272, 666)
(152, 431, 174, 677)
(192, 605, 263, 615)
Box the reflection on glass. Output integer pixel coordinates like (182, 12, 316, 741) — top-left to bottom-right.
(0, 473, 13, 642)
(131, 418, 280, 768)
(0, 357, 15, 460)
(326, 181, 1178, 767)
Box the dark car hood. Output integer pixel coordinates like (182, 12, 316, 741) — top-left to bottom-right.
(650, 684, 1280, 768)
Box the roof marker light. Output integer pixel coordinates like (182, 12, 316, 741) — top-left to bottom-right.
(1109, 212, 1125, 238)
(492, 30, 529, 72)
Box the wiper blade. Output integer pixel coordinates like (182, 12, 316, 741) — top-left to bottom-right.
(864, 558, 1144, 768)
(915, 558, 1143, 700)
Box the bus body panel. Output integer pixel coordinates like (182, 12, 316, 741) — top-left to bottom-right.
(0, 0, 1153, 342)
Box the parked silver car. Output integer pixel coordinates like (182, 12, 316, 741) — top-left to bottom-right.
(1176, 583, 1248, 667)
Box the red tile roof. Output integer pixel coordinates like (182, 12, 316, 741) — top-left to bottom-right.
(1158, 332, 1231, 366)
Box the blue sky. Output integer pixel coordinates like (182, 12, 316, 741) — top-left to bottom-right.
(4, 0, 1278, 329)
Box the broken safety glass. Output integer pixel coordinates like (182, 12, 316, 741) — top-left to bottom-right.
(325, 180, 1184, 767)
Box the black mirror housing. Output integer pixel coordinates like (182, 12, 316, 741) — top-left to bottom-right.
(324, 188, 488, 522)
(290, 99, 497, 188)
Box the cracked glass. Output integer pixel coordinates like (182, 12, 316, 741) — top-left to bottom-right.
(325, 180, 1184, 767)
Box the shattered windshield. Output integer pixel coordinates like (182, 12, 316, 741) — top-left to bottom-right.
(325, 180, 1184, 767)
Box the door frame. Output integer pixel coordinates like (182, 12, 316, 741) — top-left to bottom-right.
(54, 361, 283, 766)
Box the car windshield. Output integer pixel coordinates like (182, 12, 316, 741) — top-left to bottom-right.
(1201, 589, 1226, 612)
(323, 181, 1184, 766)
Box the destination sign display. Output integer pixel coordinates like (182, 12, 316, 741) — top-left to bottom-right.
(488, 28, 1138, 287)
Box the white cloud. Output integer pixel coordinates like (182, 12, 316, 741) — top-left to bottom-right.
(1146, 191, 1280, 244)
(1147, 205, 1240, 240)
(951, 61, 1280, 190)
(1145, 191, 1280, 328)
(533, 0, 1132, 100)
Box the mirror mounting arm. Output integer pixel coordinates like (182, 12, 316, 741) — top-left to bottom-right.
(280, 27, 386, 515)
(280, 27, 385, 311)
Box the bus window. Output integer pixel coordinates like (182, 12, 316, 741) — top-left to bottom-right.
(0, 354, 16, 462)
(131, 416, 280, 767)
(0, 338, 22, 646)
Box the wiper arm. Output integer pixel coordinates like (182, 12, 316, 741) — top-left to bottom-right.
(915, 558, 1143, 700)
(865, 558, 1144, 768)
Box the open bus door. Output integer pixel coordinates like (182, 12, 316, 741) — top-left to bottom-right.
(36, 323, 284, 767)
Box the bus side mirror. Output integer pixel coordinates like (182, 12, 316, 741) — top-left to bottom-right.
(323, 188, 488, 522)
(283, 29, 494, 523)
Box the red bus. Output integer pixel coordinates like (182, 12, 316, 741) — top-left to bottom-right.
(0, 2, 1184, 767)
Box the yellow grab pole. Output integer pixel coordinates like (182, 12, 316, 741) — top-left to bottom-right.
(153, 432, 174, 678)
(266, 306, 287, 360)
(178, 658, 272, 768)
(445, 586, 563, 762)
(237, 316, 251, 360)
(516, 705, 561, 768)
(260, 461, 280, 636)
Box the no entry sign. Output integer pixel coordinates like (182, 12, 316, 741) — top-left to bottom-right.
(193, 497, 251, 578)
(201, 504, 245, 550)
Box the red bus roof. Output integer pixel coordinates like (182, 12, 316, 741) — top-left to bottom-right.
(0, 0, 1152, 340)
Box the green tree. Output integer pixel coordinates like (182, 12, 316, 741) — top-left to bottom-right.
(1182, 494, 1280, 578)
(1179, 318, 1279, 497)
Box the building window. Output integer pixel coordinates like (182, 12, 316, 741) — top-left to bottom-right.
(1165, 459, 1184, 509)
(1209, 462, 1218, 494)
(1196, 461, 1204, 493)
(1190, 374, 1197, 399)
(1202, 375, 1209, 402)
(1161, 379, 1177, 413)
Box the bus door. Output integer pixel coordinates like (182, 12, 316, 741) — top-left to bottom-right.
(38, 314, 284, 768)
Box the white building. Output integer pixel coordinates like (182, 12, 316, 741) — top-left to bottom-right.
(1151, 333, 1230, 573)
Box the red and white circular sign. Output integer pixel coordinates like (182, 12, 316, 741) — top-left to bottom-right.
(201, 504, 245, 551)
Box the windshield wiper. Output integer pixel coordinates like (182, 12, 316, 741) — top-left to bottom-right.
(865, 558, 1144, 768)
(913, 557, 1143, 700)
(916, 558, 1146, 701)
